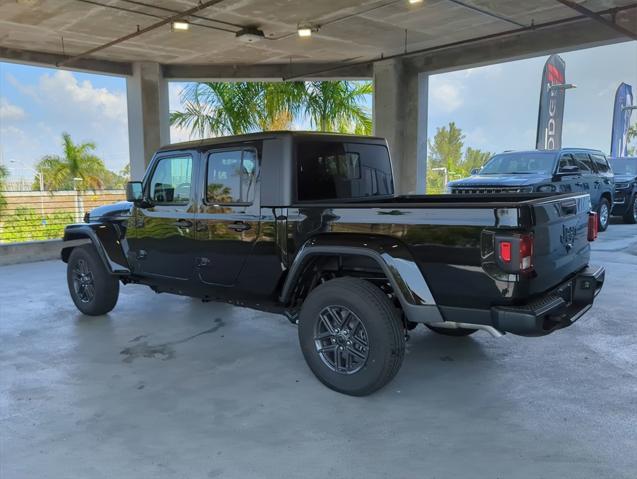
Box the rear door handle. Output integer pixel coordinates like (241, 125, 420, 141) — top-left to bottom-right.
(227, 222, 251, 232)
(173, 219, 193, 228)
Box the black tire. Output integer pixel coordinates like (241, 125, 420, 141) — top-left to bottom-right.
(298, 278, 405, 396)
(67, 244, 119, 315)
(622, 195, 637, 224)
(597, 197, 611, 232)
(425, 324, 477, 336)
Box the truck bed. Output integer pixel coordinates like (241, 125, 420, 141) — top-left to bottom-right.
(289, 192, 592, 310)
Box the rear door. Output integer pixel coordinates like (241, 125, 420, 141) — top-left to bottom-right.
(194, 146, 260, 286)
(572, 152, 599, 208)
(589, 153, 614, 204)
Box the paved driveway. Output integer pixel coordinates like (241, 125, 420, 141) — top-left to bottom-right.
(1, 223, 636, 478)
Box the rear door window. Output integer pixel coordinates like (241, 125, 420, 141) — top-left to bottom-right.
(572, 153, 594, 173)
(296, 141, 393, 201)
(590, 154, 611, 174)
(206, 148, 258, 204)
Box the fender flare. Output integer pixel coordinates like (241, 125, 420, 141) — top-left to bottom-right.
(279, 234, 442, 323)
(61, 223, 130, 275)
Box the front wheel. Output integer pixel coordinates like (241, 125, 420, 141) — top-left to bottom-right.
(622, 195, 637, 224)
(597, 197, 611, 232)
(298, 278, 405, 396)
(67, 244, 119, 315)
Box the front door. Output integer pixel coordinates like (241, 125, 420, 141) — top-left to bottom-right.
(194, 146, 260, 287)
(127, 153, 197, 283)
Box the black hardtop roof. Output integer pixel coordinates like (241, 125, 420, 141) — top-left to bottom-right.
(158, 130, 387, 152)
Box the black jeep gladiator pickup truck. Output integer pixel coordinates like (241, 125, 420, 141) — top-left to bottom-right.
(62, 132, 605, 396)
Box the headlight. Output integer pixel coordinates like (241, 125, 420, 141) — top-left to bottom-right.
(536, 184, 556, 192)
(615, 182, 630, 190)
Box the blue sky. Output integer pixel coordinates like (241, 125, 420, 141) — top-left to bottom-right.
(1, 41, 636, 181)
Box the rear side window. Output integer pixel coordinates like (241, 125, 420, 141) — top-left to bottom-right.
(590, 154, 611, 173)
(206, 148, 257, 204)
(296, 141, 393, 201)
(572, 153, 593, 172)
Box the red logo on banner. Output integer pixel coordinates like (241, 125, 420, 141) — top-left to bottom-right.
(547, 64, 564, 84)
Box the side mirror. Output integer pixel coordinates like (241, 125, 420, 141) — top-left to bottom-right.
(126, 181, 144, 202)
(470, 168, 480, 175)
(559, 165, 580, 175)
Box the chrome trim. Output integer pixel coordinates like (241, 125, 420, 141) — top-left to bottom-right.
(426, 321, 504, 338)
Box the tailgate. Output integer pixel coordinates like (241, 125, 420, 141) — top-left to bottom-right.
(527, 193, 591, 295)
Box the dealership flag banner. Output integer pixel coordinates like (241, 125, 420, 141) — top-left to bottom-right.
(536, 54, 566, 150)
(610, 82, 634, 158)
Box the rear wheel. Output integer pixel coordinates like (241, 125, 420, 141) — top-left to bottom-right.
(67, 244, 119, 315)
(597, 197, 611, 232)
(298, 278, 405, 396)
(425, 324, 477, 336)
(622, 195, 637, 224)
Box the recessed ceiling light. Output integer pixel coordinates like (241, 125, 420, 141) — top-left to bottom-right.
(408, 0, 423, 4)
(171, 20, 190, 32)
(298, 24, 318, 37)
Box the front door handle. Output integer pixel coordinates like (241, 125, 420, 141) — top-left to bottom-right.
(227, 222, 251, 232)
(174, 219, 193, 228)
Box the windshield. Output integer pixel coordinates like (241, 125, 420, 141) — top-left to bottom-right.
(609, 158, 637, 175)
(479, 152, 557, 175)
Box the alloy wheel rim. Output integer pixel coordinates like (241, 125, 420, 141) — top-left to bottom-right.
(600, 203, 609, 228)
(633, 198, 637, 222)
(72, 259, 95, 303)
(314, 305, 369, 375)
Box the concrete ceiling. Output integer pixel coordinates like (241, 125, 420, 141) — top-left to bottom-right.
(0, 0, 635, 77)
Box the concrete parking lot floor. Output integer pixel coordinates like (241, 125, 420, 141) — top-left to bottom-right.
(2, 224, 636, 479)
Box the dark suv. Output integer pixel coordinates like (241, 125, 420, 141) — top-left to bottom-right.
(448, 148, 615, 231)
(608, 157, 637, 224)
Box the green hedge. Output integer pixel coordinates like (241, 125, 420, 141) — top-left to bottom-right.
(0, 207, 74, 243)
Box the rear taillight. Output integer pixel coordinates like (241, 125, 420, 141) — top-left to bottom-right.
(519, 234, 533, 271)
(499, 241, 512, 262)
(496, 234, 534, 273)
(588, 212, 598, 241)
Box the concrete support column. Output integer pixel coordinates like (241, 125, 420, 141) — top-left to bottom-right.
(126, 62, 170, 180)
(373, 59, 428, 194)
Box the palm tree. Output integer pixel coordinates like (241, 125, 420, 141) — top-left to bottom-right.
(303, 81, 372, 134)
(170, 80, 372, 139)
(35, 133, 107, 191)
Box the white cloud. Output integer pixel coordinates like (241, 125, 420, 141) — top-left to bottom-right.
(37, 71, 127, 123)
(430, 81, 463, 113)
(0, 97, 26, 121)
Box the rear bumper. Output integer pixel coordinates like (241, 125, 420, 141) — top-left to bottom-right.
(432, 266, 605, 337)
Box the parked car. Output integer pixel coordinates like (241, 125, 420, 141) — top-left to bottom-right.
(608, 156, 637, 224)
(61, 132, 604, 396)
(448, 148, 615, 231)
